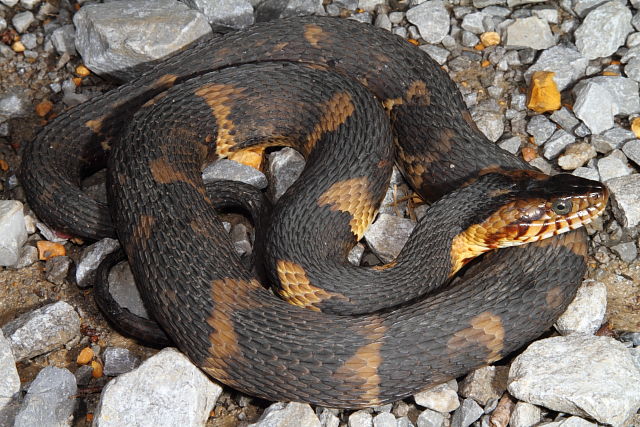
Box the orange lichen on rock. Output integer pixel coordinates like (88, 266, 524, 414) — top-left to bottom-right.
(527, 71, 561, 113)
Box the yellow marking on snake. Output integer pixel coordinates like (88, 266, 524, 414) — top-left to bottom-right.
(276, 260, 346, 310)
(383, 80, 431, 111)
(305, 91, 355, 153)
(318, 177, 377, 240)
(85, 115, 106, 134)
(447, 312, 505, 363)
(195, 83, 246, 157)
(335, 317, 386, 404)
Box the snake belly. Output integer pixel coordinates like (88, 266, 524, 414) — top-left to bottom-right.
(20, 16, 589, 407)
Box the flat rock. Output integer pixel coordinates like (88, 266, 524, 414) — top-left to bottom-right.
(94, 348, 222, 427)
(13, 367, 77, 427)
(73, 0, 211, 80)
(2, 301, 80, 362)
(555, 279, 606, 335)
(0, 200, 27, 267)
(509, 402, 541, 427)
(102, 347, 141, 376)
(597, 150, 633, 182)
(606, 174, 640, 228)
(575, 1, 633, 60)
(508, 335, 640, 426)
(526, 114, 556, 145)
(76, 238, 120, 288)
(573, 81, 616, 135)
(543, 129, 575, 160)
(622, 139, 640, 166)
(459, 366, 508, 406)
(183, 0, 254, 29)
(249, 402, 320, 427)
(414, 380, 460, 413)
(524, 45, 589, 91)
(0, 330, 20, 413)
(108, 260, 149, 319)
(416, 408, 444, 427)
(505, 16, 554, 50)
(202, 159, 268, 190)
(364, 213, 415, 263)
(574, 76, 640, 116)
(406, 0, 450, 44)
(268, 147, 305, 201)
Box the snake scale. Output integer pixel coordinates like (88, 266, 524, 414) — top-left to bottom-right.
(20, 16, 608, 407)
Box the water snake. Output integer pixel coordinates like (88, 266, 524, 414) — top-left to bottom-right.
(19, 16, 608, 407)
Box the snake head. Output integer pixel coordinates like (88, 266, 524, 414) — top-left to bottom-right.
(448, 171, 608, 275)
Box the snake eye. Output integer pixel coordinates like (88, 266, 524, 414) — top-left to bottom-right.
(551, 199, 572, 215)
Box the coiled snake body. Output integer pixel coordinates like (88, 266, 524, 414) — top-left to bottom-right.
(20, 17, 608, 407)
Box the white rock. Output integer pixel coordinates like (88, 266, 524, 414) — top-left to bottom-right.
(525, 46, 588, 91)
(0, 330, 20, 413)
(574, 76, 640, 116)
(542, 416, 597, 427)
(73, 0, 211, 80)
(508, 336, 640, 426)
(0, 200, 27, 267)
(406, 0, 450, 44)
(414, 380, 460, 413)
(555, 280, 606, 335)
(573, 81, 616, 134)
(94, 348, 222, 427)
(505, 16, 555, 50)
(575, 1, 633, 60)
(1, 301, 80, 362)
(509, 401, 541, 427)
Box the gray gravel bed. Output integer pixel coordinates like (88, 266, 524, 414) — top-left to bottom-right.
(1, 0, 640, 426)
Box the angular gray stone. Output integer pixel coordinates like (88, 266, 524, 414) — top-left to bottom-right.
(250, 402, 320, 426)
(94, 348, 222, 427)
(419, 44, 450, 65)
(473, 110, 504, 142)
(2, 301, 80, 362)
(525, 46, 588, 91)
(0, 200, 27, 267)
(255, 0, 324, 20)
(364, 213, 415, 263)
(51, 24, 76, 55)
(0, 91, 30, 118)
(622, 139, 640, 166)
(573, 81, 616, 134)
(183, 0, 254, 29)
(625, 57, 640, 82)
(543, 129, 575, 159)
(14, 367, 77, 427)
(542, 417, 597, 427)
(347, 243, 365, 266)
(497, 136, 521, 154)
(575, 1, 633, 60)
(374, 13, 392, 31)
(12, 245, 38, 270)
(597, 150, 633, 182)
(610, 241, 638, 262)
(406, 1, 450, 44)
(571, 166, 599, 181)
(73, 0, 211, 80)
(557, 142, 597, 170)
(461, 12, 486, 34)
(268, 147, 305, 201)
(102, 347, 141, 376)
(373, 412, 397, 427)
(526, 114, 556, 145)
(508, 336, 640, 426)
(607, 174, 640, 227)
(414, 380, 460, 413)
(555, 279, 606, 335)
(450, 398, 483, 427)
(347, 410, 372, 427)
(45, 255, 71, 285)
(509, 401, 541, 427)
(319, 408, 340, 427)
(505, 16, 554, 50)
(575, 76, 640, 116)
(0, 330, 20, 414)
(459, 366, 508, 406)
(76, 237, 120, 288)
(202, 159, 268, 190)
(108, 260, 149, 319)
(12, 11, 35, 33)
(549, 107, 580, 133)
(231, 223, 251, 256)
(416, 408, 444, 427)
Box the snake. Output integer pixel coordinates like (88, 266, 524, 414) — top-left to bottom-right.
(19, 16, 609, 407)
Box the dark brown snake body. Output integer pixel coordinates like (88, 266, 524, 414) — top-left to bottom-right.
(19, 16, 607, 407)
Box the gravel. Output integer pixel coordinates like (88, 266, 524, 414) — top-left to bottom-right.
(1, 0, 639, 426)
